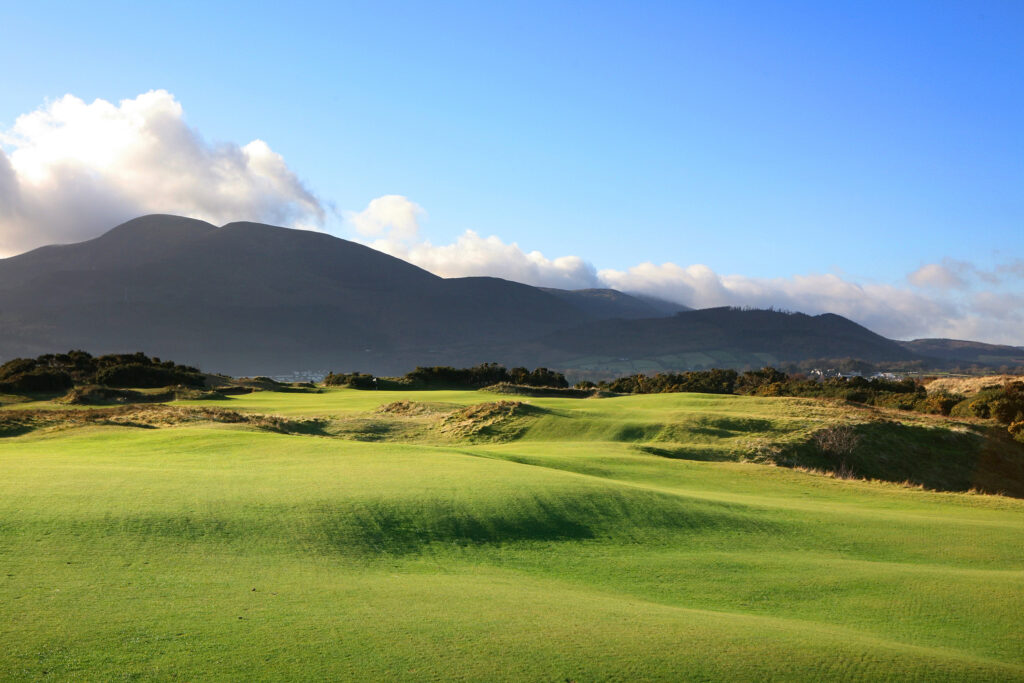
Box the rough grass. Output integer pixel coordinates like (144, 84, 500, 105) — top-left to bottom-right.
(1, 389, 1023, 680)
(8, 389, 1022, 494)
(925, 374, 1021, 395)
(436, 400, 543, 441)
(0, 404, 328, 437)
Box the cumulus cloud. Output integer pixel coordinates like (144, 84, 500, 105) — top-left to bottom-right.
(346, 195, 1023, 344)
(349, 195, 601, 289)
(908, 263, 967, 289)
(998, 259, 1024, 280)
(909, 258, 1024, 288)
(599, 262, 964, 340)
(0, 90, 323, 255)
(387, 230, 601, 289)
(600, 262, 1021, 344)
(347, 194, 426, 242)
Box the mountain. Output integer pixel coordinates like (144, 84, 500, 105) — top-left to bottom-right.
(539, 288, 689, 319)
(0, 216, 596, 374)
(488, 307, 922, 374)
(900, 339, 1024, 367)
(2, 214, 1004, 378)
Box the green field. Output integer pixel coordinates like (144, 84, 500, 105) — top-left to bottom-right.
(2, 389, 1023, 680)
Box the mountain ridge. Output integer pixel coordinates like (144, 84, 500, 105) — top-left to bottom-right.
(899, 338, 1024, 366)
(0, 215, 1014, 376)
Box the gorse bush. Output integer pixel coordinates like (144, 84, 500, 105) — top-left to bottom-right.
(324, 372, 377, 389)
(405, 363, 568, 389)
(406, 363, 512, 388)
(603, 369, 739, 394)
(0, 368, 74, 394)
(0, 351, 204, 393)
(325, 364, 570, 390)
(93, 363, 198, 389)
(971, 382, 1024, 441)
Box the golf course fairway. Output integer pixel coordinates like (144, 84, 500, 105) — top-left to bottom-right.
(2, 389, 1022, 680)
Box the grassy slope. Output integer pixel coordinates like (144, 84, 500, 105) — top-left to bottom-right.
(1, 389, 1023, 681)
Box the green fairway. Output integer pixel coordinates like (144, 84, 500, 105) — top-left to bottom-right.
(2, 389, 1023, 680)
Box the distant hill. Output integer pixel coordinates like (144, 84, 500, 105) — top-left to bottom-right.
(0, 214, 1013, 377)
(488, 307, 922, 375)
(900, 339, 1024, 367)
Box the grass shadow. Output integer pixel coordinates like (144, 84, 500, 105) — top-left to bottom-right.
(309, 487, 781, 556)
(773, 421, 1024, 497)
(637, 444, 736, 462)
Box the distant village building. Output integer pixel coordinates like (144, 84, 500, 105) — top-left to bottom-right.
(810, 368, 902, 382)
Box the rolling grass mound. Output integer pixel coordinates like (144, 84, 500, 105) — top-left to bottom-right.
(2, 388, 1023, 680)
(437, 400, 544, 441)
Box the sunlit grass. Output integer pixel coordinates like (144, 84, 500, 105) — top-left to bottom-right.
(2, 389, 1022, 680)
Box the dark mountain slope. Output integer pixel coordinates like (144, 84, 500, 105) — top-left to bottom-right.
(0, 215, 957, 376)
(0, 215, 218, 287)
(629, 292, 692, 316)
(0, 218, 443, 307)
(0, 216, 592, 374)
(540, 288, 688, 319)
(505, 307, 921, 368)
(900, 339, 1024, 366)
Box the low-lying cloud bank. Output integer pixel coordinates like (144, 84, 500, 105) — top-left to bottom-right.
(351, 195, 1023, 345)
(0, 90, 323, 255)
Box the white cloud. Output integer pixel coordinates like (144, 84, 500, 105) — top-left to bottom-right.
(0, 90, 323, 255)
(908, 262, 967, 289)
(347, 194, 425, 242)
(998, 259, 1024, 280)
(347, 195, 1023, 345)
(599, 263, 958, 340)
(348, 195, 601, 289)
(380, 230, 601, 289)
(909, 258, 1024, 288)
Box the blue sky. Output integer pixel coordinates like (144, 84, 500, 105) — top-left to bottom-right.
(0, 1, 1021, 342)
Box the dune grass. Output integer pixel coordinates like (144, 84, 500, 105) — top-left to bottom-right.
(2, 389, 1023, 680)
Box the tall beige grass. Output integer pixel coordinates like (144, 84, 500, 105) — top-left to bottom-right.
(924, 375, 1020, 395)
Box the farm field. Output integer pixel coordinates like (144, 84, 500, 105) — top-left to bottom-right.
(2, 388, 1023, 681)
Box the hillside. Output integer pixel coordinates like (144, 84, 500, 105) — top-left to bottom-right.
(3, 214, 1010, 377)
(1, 388, 1022, 679)
(496, 307, 922, 375)
(0, 216, 597, 374)
(902, 338, 1024, 367)
(539, 287, 688, 319)
(0, 216, 715, 375)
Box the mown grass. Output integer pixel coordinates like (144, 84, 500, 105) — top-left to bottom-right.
(1, 389, 1023, 680)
